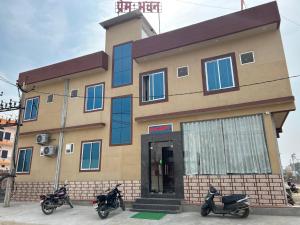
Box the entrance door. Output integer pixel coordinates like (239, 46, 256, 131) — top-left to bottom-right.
(150, 142, 175, 194)
(141, 132, 184, 199)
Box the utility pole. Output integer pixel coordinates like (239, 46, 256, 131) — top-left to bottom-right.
(1, 82, 34, 207)
(2, 99, 23, 207)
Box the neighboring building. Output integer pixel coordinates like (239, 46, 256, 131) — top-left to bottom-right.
(14, 1, 295, 209)
(0, 119, 16, 172)
(0, 120, 15, 172)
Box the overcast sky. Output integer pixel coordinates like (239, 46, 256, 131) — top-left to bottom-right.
(0, 0, 299, 167)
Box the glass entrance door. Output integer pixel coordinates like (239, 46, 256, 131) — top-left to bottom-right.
(150, 142, 175, 194)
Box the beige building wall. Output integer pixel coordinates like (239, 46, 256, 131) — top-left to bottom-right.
(16, 18, 294, 184)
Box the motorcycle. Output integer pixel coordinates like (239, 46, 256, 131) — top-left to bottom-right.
(201, 185, 250, 218)
(40, 184, 73, 215)
(92, 183, 125, 219)
(285, 184, 295, 205)
(287, 180, 299, 193)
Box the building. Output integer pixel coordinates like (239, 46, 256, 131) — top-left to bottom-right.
(14, 1, 295, 209)
(0, 119, 16, 172)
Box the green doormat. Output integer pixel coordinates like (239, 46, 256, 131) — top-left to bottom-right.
(131, 212, 166, 220)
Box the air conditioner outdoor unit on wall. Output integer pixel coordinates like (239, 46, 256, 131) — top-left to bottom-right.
(40, 146, 57, 157)
(36, 134, 49, 145)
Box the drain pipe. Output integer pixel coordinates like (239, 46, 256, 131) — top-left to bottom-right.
(54, 79, 69, 190)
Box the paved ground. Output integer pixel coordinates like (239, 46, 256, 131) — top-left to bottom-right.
(1, 202, 300, 225)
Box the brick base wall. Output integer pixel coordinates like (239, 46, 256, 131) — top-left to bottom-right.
(183, 174, 287, 206)
(12, 175, 286, 207)
(12, 180, 141, 202)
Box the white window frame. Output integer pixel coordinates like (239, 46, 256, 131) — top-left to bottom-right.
(240, 51, 255, 65)
(16, 148, 32, 174)
(177, 66, 189, 78)
(65, 143, 74, 155)
(80, 141, 101, 171)
(142, 71, 166, 102)
(205, 56, 235, 91)
(148, 123, 173, 134)
(24, 97, 39, 121)
(85, 84, 104, 112)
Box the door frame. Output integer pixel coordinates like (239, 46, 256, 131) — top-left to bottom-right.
(141, 131, 184, 199)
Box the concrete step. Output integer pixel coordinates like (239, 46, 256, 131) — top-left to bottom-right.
(135, 198, 181, 205)
(131, 198, 182, 214)
(130, 208, 181, 214)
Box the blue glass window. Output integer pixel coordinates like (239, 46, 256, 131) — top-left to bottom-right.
(85, 83, 104, 111)
(142, 71, 166, 102)
(16, 148, 32, 173)
(113, 43, 132, 87)
(111, 96, 132, 145)
(24, 97, 39, 121)
(205, 56, 235, 91)
(81, 141, 101, 170)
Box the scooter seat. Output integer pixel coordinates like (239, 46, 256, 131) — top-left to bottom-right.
(222, 194, 246, 204)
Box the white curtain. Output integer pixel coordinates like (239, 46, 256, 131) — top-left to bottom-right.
(182, 114, 271, 175)
(183, 120, 226, 175)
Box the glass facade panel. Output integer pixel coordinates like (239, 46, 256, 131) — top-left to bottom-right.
(113, 43, 132, 87)
(111, 96, 132, 145)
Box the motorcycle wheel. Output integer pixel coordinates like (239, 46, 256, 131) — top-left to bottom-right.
(287, 196, 295, 205)
(66, 197, 74, 208)
(236, 208, 249, 218)
(41, 200, 54, 215)
(200, 208, 210, 217)
(98, 205, 109, 219)
(119, 198, 125, 211)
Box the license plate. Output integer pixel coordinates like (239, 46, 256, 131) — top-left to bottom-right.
(93, 203, 98, 209)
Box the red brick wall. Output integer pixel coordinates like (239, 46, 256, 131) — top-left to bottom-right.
(12, 180, 141, 202)
(183, 174, 287, 206)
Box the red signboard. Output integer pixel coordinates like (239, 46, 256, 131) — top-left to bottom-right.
(149, 124, 172, 134)
(115, 0, 162, 14)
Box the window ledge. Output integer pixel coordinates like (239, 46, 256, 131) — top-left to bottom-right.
(204, 86, 240, 96)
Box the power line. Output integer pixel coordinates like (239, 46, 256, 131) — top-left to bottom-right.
(0, 74, 299, 100)
(174, 0, 237, 11)
(282, 15, 300, 28)
(175, 0, 300, 31)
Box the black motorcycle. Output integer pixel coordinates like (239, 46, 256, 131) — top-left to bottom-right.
(40, 184, 73, 215)
(201, 185, 250, 218)
(287, 180, 299, 193)
(92, 183, 125, 219)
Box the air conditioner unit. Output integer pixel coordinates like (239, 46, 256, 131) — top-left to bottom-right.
(40, 146, 57, 157)
(36, 134, 49, 145)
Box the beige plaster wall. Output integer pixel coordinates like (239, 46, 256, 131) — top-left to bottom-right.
(16, 20, 294, 183)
